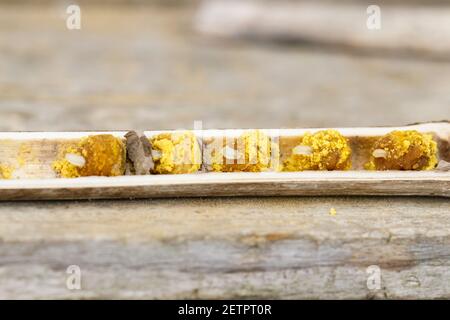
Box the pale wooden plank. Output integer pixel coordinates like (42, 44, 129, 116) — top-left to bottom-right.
(0, 171, 448, 200)
(1, 196, 450, 299)
(0, 122, 448, 200)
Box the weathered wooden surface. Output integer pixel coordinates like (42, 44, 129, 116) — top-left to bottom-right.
(1, 5, 450, 130)
(1, 196, 450, 299)
(0, 4, 449, 299)
(196, 1, 450, 59)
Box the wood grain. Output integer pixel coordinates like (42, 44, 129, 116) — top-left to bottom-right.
(1, 3, 449, 299)
(0, 171, 449, 200)
(1, 196, 450, 299)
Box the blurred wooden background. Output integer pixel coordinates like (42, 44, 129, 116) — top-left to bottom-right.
(1, 0, 449, 131)
(0, 0, 449, 299)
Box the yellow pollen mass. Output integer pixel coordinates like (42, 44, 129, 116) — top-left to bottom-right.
(365, 130, 437, 170)
(283, 129, 352, 171)
(208, 130, 277, 172)
(53, 134, 126, 178)
(151, 131, 201, 174)
(0, 164, 13, 179)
